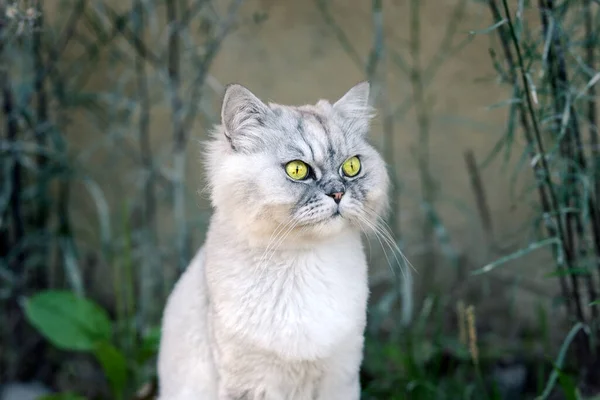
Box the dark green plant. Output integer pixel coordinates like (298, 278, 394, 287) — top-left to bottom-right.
(474, 0, 600, 395)
(24, 289, 159, 399)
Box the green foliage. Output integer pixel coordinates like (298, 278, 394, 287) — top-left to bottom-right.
(24, 291, 112, 351)
(93, 342, 128, 395)
(40, 394, 87, 400)
(24, 290, 139, 398)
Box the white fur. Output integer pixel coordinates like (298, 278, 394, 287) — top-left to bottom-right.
(157, 82, 389, 399)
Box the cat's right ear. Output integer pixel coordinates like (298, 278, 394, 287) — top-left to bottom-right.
(221, 84, 271, 151)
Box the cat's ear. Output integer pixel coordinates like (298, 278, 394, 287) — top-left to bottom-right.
(221, 84, 271, 149)
(332, 81, 374, 136)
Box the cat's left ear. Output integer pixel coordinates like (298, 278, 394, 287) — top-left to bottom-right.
(332, 81, 374, 136)
(221, 84, 271, 151)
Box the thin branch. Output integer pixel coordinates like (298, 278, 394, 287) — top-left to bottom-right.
(584, 0, 600, 218)
(167, 0, 183, 152)
(179, 0, 211, 31)
(102, 3, 161, 66)
(33, 0, 49, 238)
(166, 0, 190, 275)
(31, 0, 86, 95)
(133, 1, 155, 237)
(424, 0, 469, 80)
(366, 0, 383, 79)
(410, 0, 437, 286)
(464, 149, 494, 245)
(134, 0, 158, 327)
(2, 68, 23, 276)
(181, 0, 245, 138)
(313, 0, 364, 70)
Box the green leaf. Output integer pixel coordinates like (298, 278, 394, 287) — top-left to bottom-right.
(537, 323, 587, 400)
(40, 393, 87, 400)
(469, 19, 507, 35)
(136, 326, 161, 364)
(472, 238, 560, 275)
(94, 341, 128, 395)
(556, 370, 579, 400)
(545, 268, 591, 278)
(24, 290, 112, 351)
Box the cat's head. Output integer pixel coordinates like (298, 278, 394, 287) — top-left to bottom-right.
(205, 82, 389, 246)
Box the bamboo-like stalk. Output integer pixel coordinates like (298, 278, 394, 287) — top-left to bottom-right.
(2, 48, 23, 278)
(30, 0, 86, 97)
(583, 0, 600, 334)
(409, 0, 437, 297)
(166, 0, 189, 277)
(537, 0, 586, 327)
(134, 0, 159, 330)
(181, 0, 245, 136)
(32, 0, 49, 291)
(1, 3, 24, 382)
(584, 0, 599, 213)
(538, 0, 600, 363)
(464, 149, 494, 247)
(487, 0, 575, 318)
(102, 3, 161, 67)
(313, 0, 363, 70)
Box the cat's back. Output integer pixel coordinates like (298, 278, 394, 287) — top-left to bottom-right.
(157, 247, 218, 399)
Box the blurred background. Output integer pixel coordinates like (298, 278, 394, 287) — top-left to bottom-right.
(1, 0, 600, 398)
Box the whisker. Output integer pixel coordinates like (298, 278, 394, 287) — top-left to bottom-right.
(258, 218, 295, 265)
(353, 212, 399, 279)
(361, 206, 417, 273)
(354, 205, 414, 327)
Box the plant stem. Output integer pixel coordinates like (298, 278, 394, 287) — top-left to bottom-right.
(537, 0, 586, 327)
(134, 0, 159, 329)
(464, 149, 494, 246)
(2, 58, 23, 277)
(29, 0, 86, 99)
(181, 0, 245, 136)
(33, 0, 49, 291)
(410, 0, 437, 296)
(585, 0, 599, 213)
(167, 0, 189, 277)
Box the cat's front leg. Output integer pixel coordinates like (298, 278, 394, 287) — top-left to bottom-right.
(316, 338, 363, 400)
(216, 368, 266, 400)
(316, 371, 360, 400)
(217, 385, 251, 400)
(217, 383, 271, 400)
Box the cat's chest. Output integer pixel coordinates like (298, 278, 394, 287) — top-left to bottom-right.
(208, 237, 369, 359)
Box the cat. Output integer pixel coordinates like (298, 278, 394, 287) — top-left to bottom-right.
(157, 81, 390, 400)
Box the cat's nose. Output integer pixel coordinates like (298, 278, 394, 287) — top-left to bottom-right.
(327, 191, 344, 204)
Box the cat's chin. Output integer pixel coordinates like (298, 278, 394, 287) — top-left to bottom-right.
(300, 213, 352, 240)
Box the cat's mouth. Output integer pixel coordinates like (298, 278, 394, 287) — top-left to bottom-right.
(324, 209, 345, 224)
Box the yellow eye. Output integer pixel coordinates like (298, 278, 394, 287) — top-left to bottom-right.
(341, 156, 361, 177)
(285, 160, 309, 180)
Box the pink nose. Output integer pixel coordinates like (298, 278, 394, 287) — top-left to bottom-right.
(328, 192, 344, 204)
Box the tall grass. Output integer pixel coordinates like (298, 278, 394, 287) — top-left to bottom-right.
(475, 0, 600, 393)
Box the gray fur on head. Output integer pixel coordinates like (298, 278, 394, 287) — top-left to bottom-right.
(204, 82, 389, 246)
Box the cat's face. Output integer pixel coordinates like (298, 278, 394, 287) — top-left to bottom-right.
(206, 82, 389, 246)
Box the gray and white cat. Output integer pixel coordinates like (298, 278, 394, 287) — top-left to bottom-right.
(157, 82, 390, 400)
